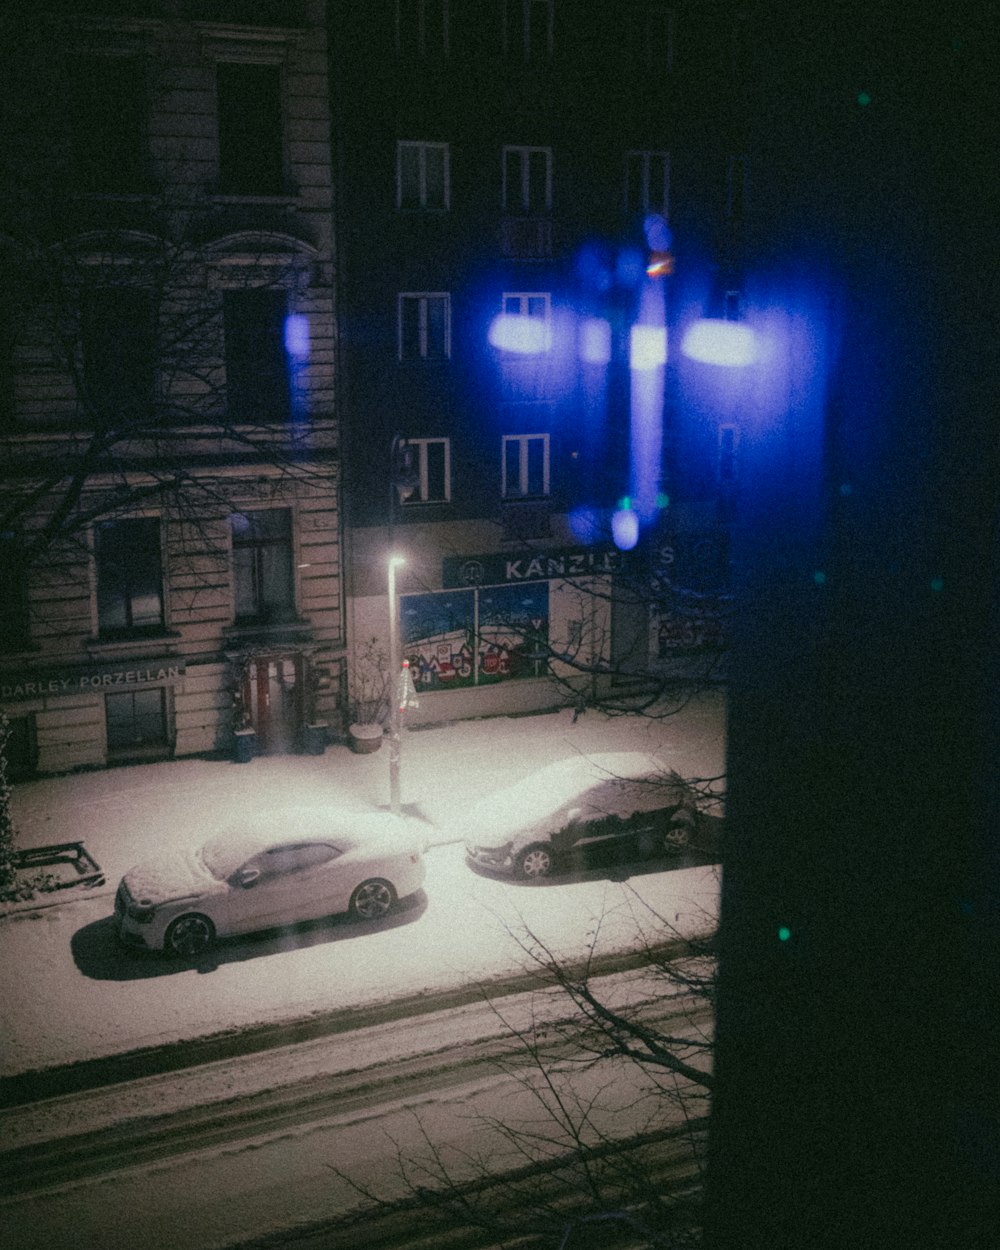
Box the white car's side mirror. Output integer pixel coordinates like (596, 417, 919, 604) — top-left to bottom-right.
(239, 867, 261, 888)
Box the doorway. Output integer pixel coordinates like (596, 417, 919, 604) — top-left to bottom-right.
(243, 654, 303, 753)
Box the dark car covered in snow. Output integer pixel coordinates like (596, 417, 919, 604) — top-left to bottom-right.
(464, 751, 713, 879)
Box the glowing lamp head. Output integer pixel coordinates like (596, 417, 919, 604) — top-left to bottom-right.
(680, 318, 757, 367)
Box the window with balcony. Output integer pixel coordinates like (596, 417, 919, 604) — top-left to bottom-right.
(399, 293, 450, 360)
(502, 433, 550, 498)
(398, 437, 451, 504)
(82, 288, 155, 421)
(396, 0, 449, 56)
(397, 141, 450, 211)
(625, 150, 670, 217)
(95, 517, 164, 636)
(504, 0, 553, 60)
(224, 288, 292, 420)
(66, 54, 147, 193)
(231, 508, 296, 625)
(216, 61, 285, 196)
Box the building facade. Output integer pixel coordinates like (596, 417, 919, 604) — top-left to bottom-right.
(331, 0, 743, 727)
(0, 1, 341, 775)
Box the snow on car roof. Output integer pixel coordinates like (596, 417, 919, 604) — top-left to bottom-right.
(201, 809, 409, 878)
(471, 751, 672, 840)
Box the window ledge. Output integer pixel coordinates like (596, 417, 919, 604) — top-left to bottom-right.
(86, 630, 182, 658)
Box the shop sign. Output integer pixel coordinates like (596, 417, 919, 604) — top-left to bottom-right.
(1, 660, 185, 703)
(443, 546, 622, 588)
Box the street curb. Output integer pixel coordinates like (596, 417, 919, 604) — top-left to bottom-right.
(0, 937, 700, 1110)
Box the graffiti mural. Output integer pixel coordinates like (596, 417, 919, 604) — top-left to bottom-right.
(400, 583, 550, 692)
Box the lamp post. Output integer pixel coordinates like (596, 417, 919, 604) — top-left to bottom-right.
(387, 554, 405, 815)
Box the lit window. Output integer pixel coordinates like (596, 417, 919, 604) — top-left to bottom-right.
(502, 146, 551, 213)
(231, 508, 296, 625)
(399, 293, 451, 360)
(96, 517, 164, 635)
(216, 62, 284, 196)
(398, 437, 451, 504)
(397, 141, 450, 210)
(625, 150, 670, 217)
(502, 433, 550, 498)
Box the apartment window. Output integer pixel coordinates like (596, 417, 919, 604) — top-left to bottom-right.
(502, 146, 551, 214)
(216, 62, 284, 196)
(626, 3, 675, 71)
(396, 0, 449, 56)
(231, 508, 295, 625)
(106, 688, 168, 754)
(504, 0, 553, 60)
(66, 54, 147, 192)
(625, 150, 670, 217)
(398, 437, 451, 504)
(397, 141, 450, 211)
(399, 293, 450, 361)
(82, 288, 155, 420)
(502, 433, 550, 498)
(224, 288, 291, 420)
(96, 517, 164, 635)
(0, 533, 30, 652)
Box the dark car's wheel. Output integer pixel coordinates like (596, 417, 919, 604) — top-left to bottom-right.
(164, 913, 215, 957)
(350, 878, 396, 921)
(515, 844, 555, 879)
(664, 813, 696, 851)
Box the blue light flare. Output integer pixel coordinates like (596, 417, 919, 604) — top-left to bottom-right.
(681, 318, 757, 367)
(488, 313, 552, 355)
(283, 313, 310, 358)
(629, 324, 667, 371)
(611, 508, 640, 551)
(579, 317, 612, 366)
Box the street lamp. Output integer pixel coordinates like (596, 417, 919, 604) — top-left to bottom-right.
(387, 553, 405, 815)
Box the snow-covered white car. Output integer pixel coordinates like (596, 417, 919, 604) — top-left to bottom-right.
(115, 810, 425, 957)
(464, 752, 704, 879)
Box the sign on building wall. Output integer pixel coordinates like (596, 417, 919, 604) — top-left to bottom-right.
(442, 546, 622, 589)
(0, 660, 185, 703)
(400, 583, 549, 692)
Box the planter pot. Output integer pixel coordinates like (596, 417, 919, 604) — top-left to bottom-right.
(303, 722, 329, 756)
(234, 728, 257, 763)
(348, 722, 384, 754)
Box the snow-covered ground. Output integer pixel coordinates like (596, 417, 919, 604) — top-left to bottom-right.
(1, 695, 726, 1081)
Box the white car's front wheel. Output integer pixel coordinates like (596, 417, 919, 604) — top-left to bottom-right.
(350, 878, 396, 920)
(164, 913, 215, 957)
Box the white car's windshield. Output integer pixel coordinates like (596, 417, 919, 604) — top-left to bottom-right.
(200, 831, 266, 881)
